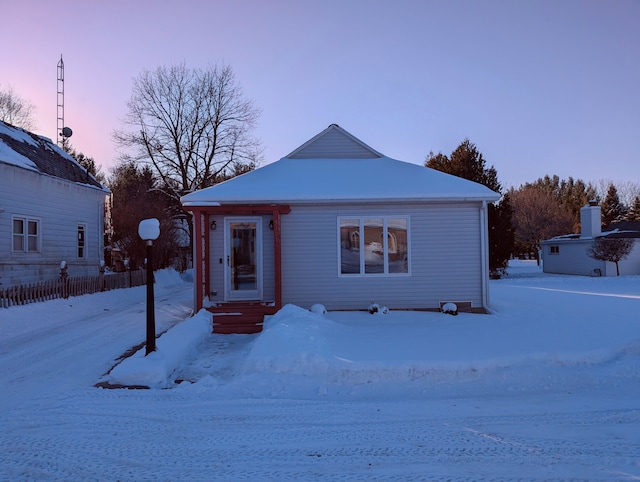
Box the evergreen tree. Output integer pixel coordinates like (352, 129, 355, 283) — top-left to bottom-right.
(62, 144, 106, 184)
(601, 184, 625, 227)
(624, 196, 640, 222)
(488, 193, 515, 277)
(425, 139, 512, 277)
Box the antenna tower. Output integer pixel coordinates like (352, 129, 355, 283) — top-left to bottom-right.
(56, 55, 72, 146)
(57, 55, 65, 147)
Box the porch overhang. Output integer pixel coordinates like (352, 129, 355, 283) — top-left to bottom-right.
(184, 204, 291, 316)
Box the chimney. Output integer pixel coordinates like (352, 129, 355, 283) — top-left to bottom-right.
(580, 200, 601, 238)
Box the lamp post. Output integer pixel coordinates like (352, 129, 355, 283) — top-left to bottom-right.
(138, 218, 160, 356)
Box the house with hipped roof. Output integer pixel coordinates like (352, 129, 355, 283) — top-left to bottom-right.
(541, 201, 640, 276)
(0, 120, 110, 287)
(181, 124, 500, 333)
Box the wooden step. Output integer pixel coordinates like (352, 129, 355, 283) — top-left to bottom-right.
(212, 313, 264, 334)
(207, 303, 278, 334)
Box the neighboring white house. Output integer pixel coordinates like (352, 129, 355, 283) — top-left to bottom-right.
(181, 124, 500, 332)
(540, 202, 640, 276)
(0, 120, 110, 287)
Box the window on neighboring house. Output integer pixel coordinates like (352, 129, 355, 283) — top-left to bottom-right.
(77, 225, 86, 259)
(12, 217, 40, 253)
(550, 245, 560, 254)
(339, 216, 409, 275)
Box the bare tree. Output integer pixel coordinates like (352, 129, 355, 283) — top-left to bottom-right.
(114, 63, 262, 209)
(587, 237, 635, 276)
(509, 185, 573, 258)
(593, 179, 640, 208)
(108, 161, 183, 270)
(528, 175, 597, 232)
(0, 85, 36, 130)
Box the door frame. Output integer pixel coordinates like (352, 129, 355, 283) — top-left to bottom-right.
(223, 217, 263, 301)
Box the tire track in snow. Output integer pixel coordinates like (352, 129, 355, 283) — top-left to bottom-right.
(0, 284, 192, 395)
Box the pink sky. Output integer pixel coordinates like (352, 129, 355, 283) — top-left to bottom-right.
(2, 0, 639, 188)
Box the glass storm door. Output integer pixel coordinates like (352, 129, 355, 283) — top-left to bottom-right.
(224, 218, 262, 301)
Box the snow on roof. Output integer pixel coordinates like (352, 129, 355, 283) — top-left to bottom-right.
(601, 228, 640, 239)
(0, 120, 106, 191)
(0, 121, 39, 170)
(182, 157, 500, 206)
(545, 223, 640, 242)
(182, 125, 500, 207)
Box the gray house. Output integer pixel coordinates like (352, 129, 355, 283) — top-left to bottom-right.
(181, 124, 500, 333)
(541, 202, 640, 276)
(0, 120, 109, 287)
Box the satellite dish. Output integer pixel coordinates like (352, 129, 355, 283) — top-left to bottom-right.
(61, 126, 73, 138)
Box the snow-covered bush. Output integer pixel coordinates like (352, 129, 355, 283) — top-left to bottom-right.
(368, 303, 389, 315)
(441, 302, 458, 316)
(310, 303, 327, 314)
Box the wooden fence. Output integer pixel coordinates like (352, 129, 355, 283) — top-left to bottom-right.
(0, 270, 148, 308)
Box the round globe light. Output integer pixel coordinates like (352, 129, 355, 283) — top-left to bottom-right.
(138, 218, 160, 241)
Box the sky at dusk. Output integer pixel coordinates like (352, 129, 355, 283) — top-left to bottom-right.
(2, 0, 638, 189)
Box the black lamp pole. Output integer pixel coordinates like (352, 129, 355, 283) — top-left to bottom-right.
(145, 240, 156, 355)
(139, 218, 160, 356)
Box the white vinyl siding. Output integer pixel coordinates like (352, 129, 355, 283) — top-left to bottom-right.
(280, 202, 484, 311)
(541, 239, 640, 277)
(288, 127, 381, 159)
(207, 215, 225, 301)
(541, 240, 598, 276)
(0, 162, 107, 287)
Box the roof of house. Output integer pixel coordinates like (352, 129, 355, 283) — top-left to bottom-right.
(602, 221, 640, 239)
(543, 220, 640, 243)
(0, 120, 106, 190)
(182, 124, 501, 207)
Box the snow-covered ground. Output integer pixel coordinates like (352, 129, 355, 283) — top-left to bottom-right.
(1, 262, 639, 480)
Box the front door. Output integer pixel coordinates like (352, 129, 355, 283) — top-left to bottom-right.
(224, 218, 262, 301)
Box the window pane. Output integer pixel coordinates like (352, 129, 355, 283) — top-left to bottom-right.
(230, 223, 257, 291)
(388, 218, 408, 273)
(28, 235, 38, 252)
(364, 218, 384, 274)
(14, 219, 24, 234)
(13, 219, 25, 251)
(22, 220, 39, 252)
(340, 219, 360, 274)
(13, 234, 24, 251)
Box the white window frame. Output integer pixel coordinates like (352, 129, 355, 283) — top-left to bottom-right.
(549, 245, 560, 255)
(77, 224, 87, 259)
(337, 216, 411, 277)
(12, 216, 41, 253)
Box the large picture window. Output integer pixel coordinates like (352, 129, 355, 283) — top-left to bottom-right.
(12, 216, 40, 253)
(339, 217, 409, 275)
